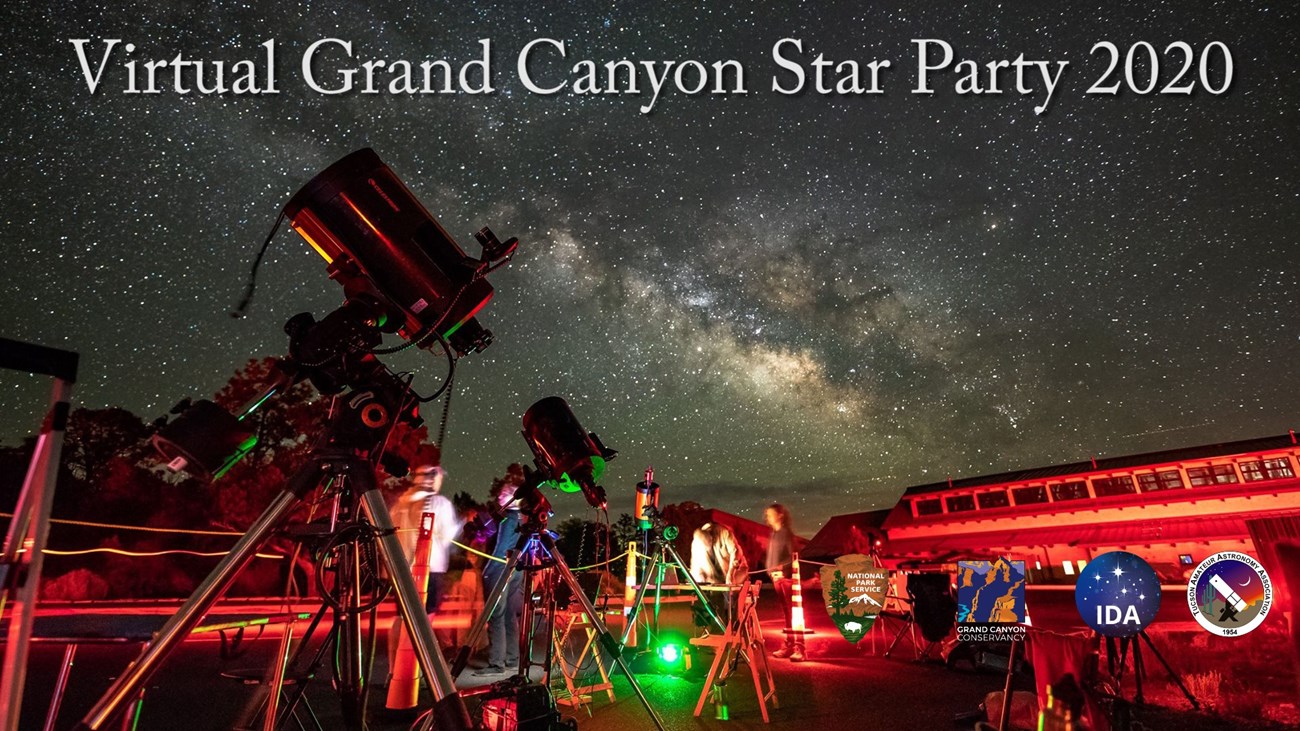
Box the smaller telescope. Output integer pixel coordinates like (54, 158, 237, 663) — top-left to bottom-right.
(635, 466, 659, 531)
(521, 396, 615, 509)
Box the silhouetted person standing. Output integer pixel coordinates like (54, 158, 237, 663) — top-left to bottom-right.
(765, 503, 803, 661)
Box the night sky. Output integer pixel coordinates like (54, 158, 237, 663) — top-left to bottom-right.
(3, 2, 1298, 531)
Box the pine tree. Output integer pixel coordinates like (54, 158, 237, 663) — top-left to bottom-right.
(828, 569, 850, 616)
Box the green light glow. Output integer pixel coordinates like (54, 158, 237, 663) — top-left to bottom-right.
(213, 434, 258, 480)
(545, 456, 607, 494)
(657, 644, 681, 663)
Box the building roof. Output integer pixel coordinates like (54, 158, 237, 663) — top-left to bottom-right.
(883, 509, 1299, 557)
(901, 433, 1299, 497)
(801, 509, 891, 561)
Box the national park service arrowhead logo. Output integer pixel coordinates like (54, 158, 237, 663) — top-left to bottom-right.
(821, 554, 889, 644)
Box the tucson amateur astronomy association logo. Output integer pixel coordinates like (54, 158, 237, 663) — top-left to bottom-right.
(821, 554, 889, 643)
(1187, 552, 1272, 637)
(956, 558, 1026, 641)
(1075, 551, 1161, 637)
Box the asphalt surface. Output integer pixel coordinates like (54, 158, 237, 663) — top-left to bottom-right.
(7, 587, 1286, 730)
(17, 623, 1009, 731)
(12, 593, 1012, 731)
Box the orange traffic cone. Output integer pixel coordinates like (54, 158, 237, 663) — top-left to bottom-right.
(386, 512, 434, 710)
(623, 541, 638, 646)
(785, 553, 812, 644)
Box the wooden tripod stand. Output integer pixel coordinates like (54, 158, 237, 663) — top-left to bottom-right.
(691, 580, 779, 722)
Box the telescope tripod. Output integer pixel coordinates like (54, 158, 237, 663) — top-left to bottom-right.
(621, 524, 726, 646)
(77, 447, 472, 731)
(447, 525, 668, 731)
(230, 484, 409, 730)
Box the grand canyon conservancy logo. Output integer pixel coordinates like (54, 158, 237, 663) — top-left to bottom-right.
(820, 554, 889, 644)
(1074, 551, 1161, 637)
(1187, 552, 1272, 637)
(956, 558, 1026, 642)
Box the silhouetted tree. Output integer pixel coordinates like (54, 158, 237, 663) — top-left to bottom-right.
(660, 501, 708, 557)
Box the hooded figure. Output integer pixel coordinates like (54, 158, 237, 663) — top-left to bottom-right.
(690, 522, 749, 586)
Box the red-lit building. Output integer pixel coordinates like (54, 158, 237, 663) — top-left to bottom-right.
(874, 433, 1300, 586)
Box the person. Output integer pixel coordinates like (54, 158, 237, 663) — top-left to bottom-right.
(475, 465, 526, 676)
(689, 521, 749, 629)
(764, 503, 803, 661)
(690, 522, 749, 586)
(394, 465, 460, 614)
(386, 463, 461, 679)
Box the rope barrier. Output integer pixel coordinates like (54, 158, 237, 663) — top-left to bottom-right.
(572, 550, 627, 572)
(2, 513, 627, 569)
(0, 511, 246, 537)
(450, 539, 506, 563)
(41, 547, 284, 560)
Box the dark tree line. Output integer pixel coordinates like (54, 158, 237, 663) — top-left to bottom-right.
(0, 357, 427, 600)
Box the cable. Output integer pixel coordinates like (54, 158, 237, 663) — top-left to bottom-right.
(415, 329, 457, 403)
(230, 210, 286, 318)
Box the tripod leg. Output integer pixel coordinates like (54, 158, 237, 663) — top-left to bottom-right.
(331, 539, 367, 729)
(449, 547, 525, 676)
(619, 556, 659, 646)
(1138, 631, 1199, 710)
(266, 603, 333, 730)
(1131, 637, 1144, 705)
(78, 467, 320, 731)
(538, 534, 666, 731)
(884, 616, 911, 658)
(359, 488, 471, 731)
(662, 542, 725, 634)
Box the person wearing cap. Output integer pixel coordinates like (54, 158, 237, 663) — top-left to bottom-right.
(401, 464, 460, 614)
(475, 465, 526, 676)
(386, 462, 460, 677)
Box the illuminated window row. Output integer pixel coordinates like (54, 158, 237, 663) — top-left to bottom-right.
(910, 455, 1297, 517)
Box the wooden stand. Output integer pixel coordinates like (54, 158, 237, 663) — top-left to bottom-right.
(551, 610, 615, 711)
(691, 581, 779, 723)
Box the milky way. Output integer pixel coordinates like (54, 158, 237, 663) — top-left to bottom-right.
(3, 2, 1298, 529)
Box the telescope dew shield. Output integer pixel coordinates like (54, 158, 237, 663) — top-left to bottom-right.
(151, 400, 256, 479)
(521, 396, 614, 507)
(284, 148, 494, 344)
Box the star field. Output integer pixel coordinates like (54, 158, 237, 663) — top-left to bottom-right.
(2, 1, 1298, 530)
(1075, 551, 1162, 636)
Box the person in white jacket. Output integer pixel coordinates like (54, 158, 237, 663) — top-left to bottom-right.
(398, 464, 461, 613)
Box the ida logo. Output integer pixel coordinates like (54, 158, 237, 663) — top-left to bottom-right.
(1074, 551, 1161, 637)
(820, 554, 889, 644)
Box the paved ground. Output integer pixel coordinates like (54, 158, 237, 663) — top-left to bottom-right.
(18, 624, 1008, 730)
(8, 588, 1296, 730)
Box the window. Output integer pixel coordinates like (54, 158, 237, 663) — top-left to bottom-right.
(1051, 481, 1089, 501)
(976, 490, 1010, 509)
(1062, 561, 1075, 576)
(1137, 471, 1184, 492)
(914, 498, 943, 517)
(1092, 475, 1136, 497)
(1186, 464, 1238, 486)
(945, 494, 976, 513)
(1238, 458, 1296, 482)
(1012, 485, 1049, 505)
